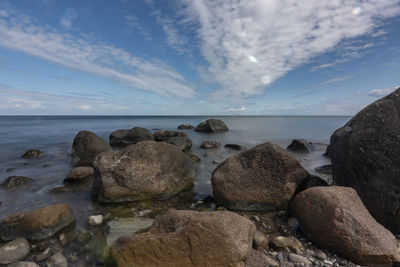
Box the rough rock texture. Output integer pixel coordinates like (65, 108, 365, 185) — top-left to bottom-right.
(244, 250, 279, 267)
(21, 149, 43, 158)
(71, 130, 110, 166)
(329, 87, 400, 233)
(0, 238, 30, 265)
(0, 204, 75, 241)
(291, 186, 400, 265)
(1, 176, 33, 188)
(108, 129, 129, 147)
(177, 123, 195, 130)
(153, 130, 192, 151)
(200, 141, 221, 149)
(124, 127, 154, 144)
(104, 218, 154, 246)
(194, 119, 229, 132)
(63, 167, 94, 183)
(109, 210, 255, 267)
(211, 142, 310, 211)
(92, 141, 195, 202)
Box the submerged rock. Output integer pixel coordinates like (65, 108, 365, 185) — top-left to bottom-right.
(269, 236, 303, 253)
(63, 167, 94, 183)
(104, 218, 154, 246)
(71, 130, 110, 166)
(200, 141, 221, 149)
(0, 204, 75, 241)
(211, 142, 310, 211)
(224, 144, 247, 150)
(287, 139, 314, 153)
(1, 176, 33, 188)
(194, 119, 229, 132)
(314, 164, 332, 175)
(92, 141, 195, 202)
(329, 87, 400, 233)
(177, 123, 195, 130)
(0, 238, 30, 265)
(109, 210, 255, 266)
(108, 129, 129, 147)
(22, 149, 43, 159)
(291, 186, 400, 265)
(45, 252, 67, 267)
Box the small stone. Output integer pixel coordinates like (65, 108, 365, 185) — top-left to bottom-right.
(136, 209, 152, 217)
(58, 233, 69, 246)
(64, 167, 94, 183)
(212, 160, 221, 164)
(276, 252, 283, 261)
(252, 215, 260, 222)
(200, 141, 221, 149)
(270, 236, 303, 253)
(88, 214, 104, 226)
(22, 149, 43, 158)
(289, 253, 312, 265)
(253, 230, 268, 250)
(6, 168, 14, 172)
(0, 238, 30, 265)
(177, 124, 195, 130)
(324, 260, 333, 266)
(1, 176, 33, 188)
(316, 251, 327, 260)
(42, 164, 51, 168)
(45, 252, 67, 267)
(35, 247, 51, 262)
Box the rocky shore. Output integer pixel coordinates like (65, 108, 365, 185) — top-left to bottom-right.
(0, 90, 400, 267)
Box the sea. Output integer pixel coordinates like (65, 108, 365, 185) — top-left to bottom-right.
(0, 115, 350, 227)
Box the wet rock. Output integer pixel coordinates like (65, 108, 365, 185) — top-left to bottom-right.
(314, 164, 332, 175)
(0, 238, 30, 265)
(177, 123, 195, 130)
(104, 218, 154, 246)
(58, 233, 70, 246)
(194, 119, 229, 132)
(188, 153, 201, 163)
(224, 143, 247, 150)
(269, 236, 303, 253)
(115, 127, 155, 147)
(211, 142, 310, 211)
(35, 247, 51, 262)
(153, 130, 192, 151)
(42, 164, 50, 168)
(110, 210, 255, 266)
(329, 87, 400, 233)
(45, 252, 67, 267)
(92, 141, 195, 202)
(22, 149, 43, 159)
(63, 167, 94, 183)
(291, 186, 400, 265)
(287, 139, 314, 153)
(6, 168, 14, 172)
(1, 176, 33, 188)
(0, 204, 75, 241)
(253, 230, 268, 250)
(88, 215, 104, 226)
(288, 253, 312, 265)
(109, 129, 128, 147)
(245, 250, 279, 266)
(200, 141, 221, 149)
(71, 130, 110, 166)
(7, 262, 39, 267)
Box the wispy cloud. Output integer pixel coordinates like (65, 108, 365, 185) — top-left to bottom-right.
(59, 8, 77, 30)
(125, 15, 152, 41)
(178, 0, 400, 98)
(368, 85, 399, 97)
(320, 75, 352, 85)
(224, 105, 246, 113)
(0, 7, 195, 99)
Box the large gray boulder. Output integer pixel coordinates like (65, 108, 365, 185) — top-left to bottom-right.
(153, 130, 192, 151)
(109, 127, 154, 148)
(92, 141, 195, 202)
(0, 238, 30, 265)
(211, 142, 310, 211)
(194, 119, 229, 132)
(329, 87, 400, 233)
(71, 130, 110, 166)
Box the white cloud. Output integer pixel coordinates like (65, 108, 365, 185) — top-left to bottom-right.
(320, 75, 352, 85)
(179, 0, 400, 98)
(368, 86, 399, 97)
(224, 105, 246, 113)
(60, 8, 77, 29)
(0, 9, 195, 99)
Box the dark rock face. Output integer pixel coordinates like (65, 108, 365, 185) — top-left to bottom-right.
(287, 139, 314, 153)
(211, 142, 310, 211)
(329, 88, 400, 233)
(200, 141, 221, 149)
(153, 130, 192, 151)
(194, 119, 229, 132)
(291, 186, 400, 265)
(224, 144, 247, 150)
(177, 123, 195, 130)
(0, 204, 75, 241)
(22, 149, 43, 158)
(109, 127, 154, 147)
(314, 164, 332, 175)
(1, 176, 33, 188)
(110, 210, 255, 266)
(71, 131, 111, 166)
(298, 175, 329, 191)
(109, 129, 129, 147)
(92, 141, 195, 202)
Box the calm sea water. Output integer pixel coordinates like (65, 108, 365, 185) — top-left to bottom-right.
(0, 116, 349, 225)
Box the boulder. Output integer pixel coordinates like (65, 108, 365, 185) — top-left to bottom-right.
(177, 123, 195, 130)
(194, 119, 229, 132)
(21, 149, 43, 159)
(291, 186, 400, 265)
(153, 130, 192, 151)
(104, 218, 154, 246)
(92, 141, 195, 202)
(287, 139, 314, 153)
(71, 130, 110, 166)
(224, 144, 247, 151)
(1, 176, 33, 188)
(123, 127, 154, 144)
(200, 141, 221, 149)
(0, 204, 75, 241)
(109, 210, 255, 266)
(329, 87, 400, 233)
(109, 129, 129, 147)
(63, 167, 94, 183)
(0, 238, 30, 265)
(211, 142, 310, 211)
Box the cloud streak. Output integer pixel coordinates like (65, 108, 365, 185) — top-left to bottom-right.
(368, 85, 399, 97)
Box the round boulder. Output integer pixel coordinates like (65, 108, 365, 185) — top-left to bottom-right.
(123, 127, 154, 144)
(109, 129, 129, 147)
(71, 130, 110, 166)
(0, 204, 75, 241)
(92, 141, 195, 202)
(211, 142, 310, 211)
(194, 119, 229, 132)
(0, 238, 30, 265)
(291, 186, 400, 265)
(329, 87, 400, 233)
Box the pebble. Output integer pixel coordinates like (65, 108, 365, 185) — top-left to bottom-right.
(58, 233, 69, 246)
(0, 238, 30, 265)
(46, 252, 67, 267)
(316, 251, 327, 260)
(324, 259, 333, 266)
(136, 209, 153, 217)
(252, 215, 260, 222)
(276, 252, 283, 261)
(88, 214, 104, 226)
(35, 247, 51, 262)
(289, 253, 312, 265)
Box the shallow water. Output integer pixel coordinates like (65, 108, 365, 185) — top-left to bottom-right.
(0, 115, 349, 228)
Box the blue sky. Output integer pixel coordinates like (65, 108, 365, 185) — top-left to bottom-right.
(0, 0, 399, 115)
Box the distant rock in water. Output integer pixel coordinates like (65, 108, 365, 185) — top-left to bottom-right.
(314, 164, 332, 175)
(194, 119, 229, 132)
(291, 186, 400, 265)
(92, 141, 195, 202)
(71, 130, 110, 166)
(287, 139, 314, 153)
(22, 149, 43, 158)
(64, 167, 94, 183)
(109, 127, 154, 147)
(200, 141, 221, 149)
(224, 143, 247, 150)
(177, 123, 195, 130)
(211, 142, 310, 211)
(153, 130, 192, 151)
(1, 176, 33, 188)
(329, 87, 400, 233)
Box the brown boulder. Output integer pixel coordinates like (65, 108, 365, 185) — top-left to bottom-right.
(22, 149, 43, 158)
(211, 142, 310, 211)
(0, 204, 75, 241)
(291, 186, 400, 265)
(109, 210, 255, 266)
(200, 141, 221, 149)
(71, 130, 110, 166)
(194, 119, 229, 132)
(92, 141, 195, 202)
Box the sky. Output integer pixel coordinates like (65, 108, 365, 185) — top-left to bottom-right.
(0, 0, 399, 115)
